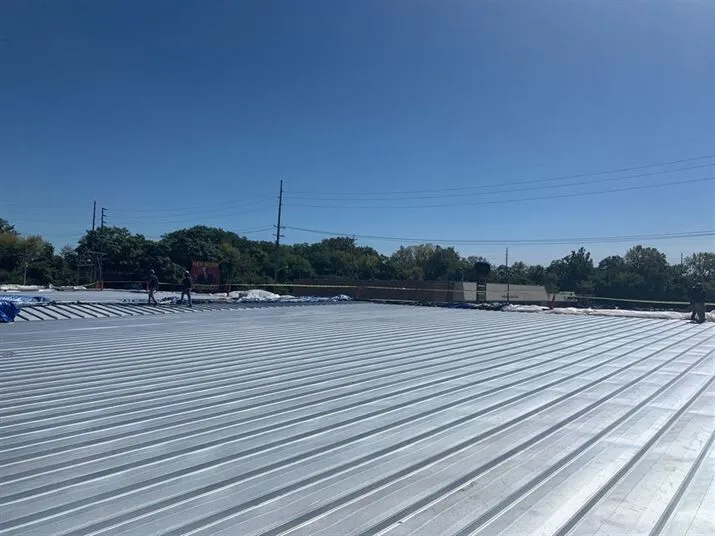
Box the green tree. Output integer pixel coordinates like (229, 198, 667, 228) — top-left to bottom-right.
(487, 265, 508, 284)
(594, 255, 643, 299)
(77, 227, 150, 281)
(389, 244, 464, 281)
(423, 246, 463, 280)
(218, 242, 242, 284)
(0, 232, 20, 281)
(0, 218, 17, 235)
(525, 265, 551, 288)
(159, 226, 226, 269)
(623, 245, 670, 300)
(547, 247, 595, 293)
(0, 231, 59, 285)
(506, 261, 531, 285)
(685, 252, 715, 282)
(20, 236, 46, 285)
(389, 245, 426, 280)
(3, 216, 712, 304)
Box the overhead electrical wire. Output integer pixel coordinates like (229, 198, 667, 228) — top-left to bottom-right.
(0, 195, 276, 214)
(24, 230, 88, 240)
(141, 225, 275, 236)
(283, 226, 715, 246)
(285, 164, 713, 202)
(108, 205, 276, 226)
(109, 197, 276, 216)
(287, 153, 715, 196)
(39, 226, 275, 243)
(4, 153, 712, 216)
(6, 153, 714, 249)
(225, 226, 275, 235)
(288, 176, 714, 210)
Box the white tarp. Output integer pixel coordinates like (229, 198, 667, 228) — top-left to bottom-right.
(503, 304, 714, 322)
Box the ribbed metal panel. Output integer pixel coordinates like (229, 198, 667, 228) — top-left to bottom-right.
(0, 304, 713, 535)
(10, 301, 333, 322)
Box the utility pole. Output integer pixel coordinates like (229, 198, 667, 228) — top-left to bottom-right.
(505, 247, 510, 304)
(98, 207, 107, 290)
(273, 180, 284, 282)
(87, 201, 98, 284)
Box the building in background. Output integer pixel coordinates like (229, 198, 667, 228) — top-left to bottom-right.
(191, 261, 220, 286)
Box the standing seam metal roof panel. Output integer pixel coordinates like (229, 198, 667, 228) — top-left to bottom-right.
(0, 303, 713, 535)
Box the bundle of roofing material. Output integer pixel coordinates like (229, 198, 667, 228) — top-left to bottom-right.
(0, 295, 53, 306)
(227, 289, 352, 303)
(503, 303, 715, 322)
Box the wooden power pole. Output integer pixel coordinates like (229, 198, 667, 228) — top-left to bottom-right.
(274, 180, 284, 282)
(505, 247, 510, 304)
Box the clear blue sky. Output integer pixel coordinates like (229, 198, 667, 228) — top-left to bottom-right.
(1, 0, 714, 266)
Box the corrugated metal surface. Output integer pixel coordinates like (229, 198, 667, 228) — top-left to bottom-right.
(1, 290, 248, 304)
(1, 304, 713, 535)
(10, 301, 338, 322)
(2, 290, 186, 303)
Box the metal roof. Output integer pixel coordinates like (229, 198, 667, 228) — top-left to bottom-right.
(1, 290, 190, 304)
(9, 300, 336, 322)
(1, 304, 713, 535)
(11, 302, 224, 321)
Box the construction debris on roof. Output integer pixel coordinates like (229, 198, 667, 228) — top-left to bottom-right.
(0, 289, 352, 322)
(0, 304, 713, 535)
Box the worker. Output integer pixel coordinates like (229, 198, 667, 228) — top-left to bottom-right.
(147, 269, 159, 305)
(179, 270, 193, 307)
(689, 282, 706, 324)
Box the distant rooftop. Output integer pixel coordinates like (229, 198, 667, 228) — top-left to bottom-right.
(1, 304, 713, 535)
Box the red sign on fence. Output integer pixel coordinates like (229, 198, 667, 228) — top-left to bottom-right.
(191, 261, 220, 285)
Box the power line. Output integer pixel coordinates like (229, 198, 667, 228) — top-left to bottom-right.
(109, 205, 275, 226)
(3, 217, 95, 227)
(283, 226, 715, 246)
(6, 224, 276, 240)
(6, 205, 275, 228)
(274, 180, 285, 281)
(141, 226, 275, 240)
(151, 225, 275, 236)
(236, 226, 275, 234)
(285, 163, 713, 202)
(0, 195, 275, 214)
(288, 176, 714, 210)
(110, 202, 275, 220)
(109, 195, 275, 215)
(288, 153, 715, 196)
(27, 231, 87, 239)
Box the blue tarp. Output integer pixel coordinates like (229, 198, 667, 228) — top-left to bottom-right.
(0, 295, 54, 306)
(0, 300, 21, 323)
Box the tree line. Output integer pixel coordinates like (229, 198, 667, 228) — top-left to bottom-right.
(1, 218, 713, 302)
